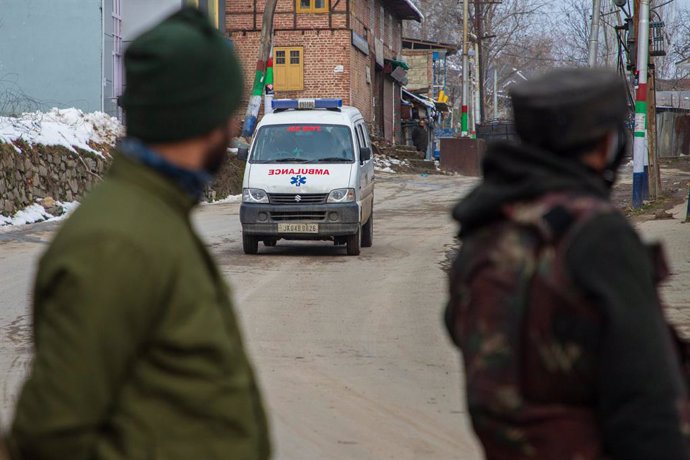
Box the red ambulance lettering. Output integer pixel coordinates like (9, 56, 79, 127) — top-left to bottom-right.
(267, 168, 331, 175)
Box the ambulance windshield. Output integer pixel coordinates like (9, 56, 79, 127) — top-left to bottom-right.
(250, 124, 355, 163)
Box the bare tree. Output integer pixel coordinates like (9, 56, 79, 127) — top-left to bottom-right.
(406, 0, 561, 118)
(653, 5, 690, 82)
(549, 0, 623, 68)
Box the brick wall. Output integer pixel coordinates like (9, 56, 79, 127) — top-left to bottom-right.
(227, 0, 348, 32)
(350, 47, 372, 122)
(230, 29, 352, 112)
(227, 0, 406, 140)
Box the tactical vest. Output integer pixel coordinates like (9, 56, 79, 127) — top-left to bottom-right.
(446, 191, 677, 460)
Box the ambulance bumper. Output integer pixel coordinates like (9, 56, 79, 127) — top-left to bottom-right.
(240, 203, 360, 236)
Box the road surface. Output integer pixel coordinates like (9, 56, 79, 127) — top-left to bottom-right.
(0, 173, 484, 459)
(2, 173, 688, 459)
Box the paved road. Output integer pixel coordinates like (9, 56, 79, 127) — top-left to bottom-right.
(3, 173, 687, 459)
(638, 203, 690, 337)
(0, 174, 484, 459)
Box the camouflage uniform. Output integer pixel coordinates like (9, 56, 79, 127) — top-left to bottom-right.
(446, 69, 690, 460)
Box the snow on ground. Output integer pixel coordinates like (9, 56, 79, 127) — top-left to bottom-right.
(0, 201, 79, 229)
(374, 155, 409, 174)
(204, 194, 242, 205)
(0, 108, 123, 156)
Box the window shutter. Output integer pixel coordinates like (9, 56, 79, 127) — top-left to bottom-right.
(274, 49, 288, 90)
(274, 47, 304, 91)
(297, 0, 328, 13)
(287, 48, 304, 91)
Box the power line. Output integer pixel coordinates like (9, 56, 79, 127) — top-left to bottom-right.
(498, 52, 586, 63)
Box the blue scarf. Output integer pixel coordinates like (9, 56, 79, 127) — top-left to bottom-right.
(118, 138, 212, 202)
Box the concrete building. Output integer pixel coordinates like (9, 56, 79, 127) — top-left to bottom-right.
(401, 37, 458, 101)
(227, 0, 422, 142)
(0, 0, 223, 117)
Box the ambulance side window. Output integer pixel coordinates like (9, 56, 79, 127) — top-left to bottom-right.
(355, 124, 366, 150)
(361, 125, 371, 148)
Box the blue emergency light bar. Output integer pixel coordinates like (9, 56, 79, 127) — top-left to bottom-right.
(271, 98, 343, 110)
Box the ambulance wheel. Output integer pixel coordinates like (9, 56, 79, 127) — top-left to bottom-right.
(346, 229, 361, 256)
(243, 234, 259, 255)
(361, 214, 373, 248)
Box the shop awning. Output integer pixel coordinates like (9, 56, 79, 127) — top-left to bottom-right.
(435, 101, 451, 112)
(402, 89, 435, 110)
(402, 37, 460, 56)
(383, 0, 424, 22)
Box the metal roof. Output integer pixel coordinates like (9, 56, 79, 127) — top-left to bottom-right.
(383, 0, 424, 22)
(402, 89, 435, 110)
(402, 37, 460, 55)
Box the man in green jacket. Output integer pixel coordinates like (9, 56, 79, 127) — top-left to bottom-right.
(7, 8, 270, 460)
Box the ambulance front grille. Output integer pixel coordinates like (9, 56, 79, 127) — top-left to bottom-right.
(268, 193, 329, 205)
(270, 211, 327, 221)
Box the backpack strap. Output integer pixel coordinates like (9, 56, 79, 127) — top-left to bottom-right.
(502, 192, 615, 247)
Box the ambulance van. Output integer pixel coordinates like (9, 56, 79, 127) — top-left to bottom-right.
(237, 98, 375, 256)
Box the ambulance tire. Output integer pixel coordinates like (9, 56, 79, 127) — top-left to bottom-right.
(361, 214, 373, 248)
(346, 228, 361, 256)
(243, 234, 259, 255)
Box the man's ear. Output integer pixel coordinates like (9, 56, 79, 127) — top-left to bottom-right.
(205, 123, 229, 145)
(604, 130, 621, 163)
(580, 135, 612, 172)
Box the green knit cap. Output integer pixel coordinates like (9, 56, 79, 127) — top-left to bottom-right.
(121, 7, 243, 143)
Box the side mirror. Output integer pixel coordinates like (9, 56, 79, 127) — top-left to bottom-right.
(237, 146, 249, 161)
(360, 147, 372, 163)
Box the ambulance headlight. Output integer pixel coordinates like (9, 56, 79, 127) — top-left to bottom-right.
(242, 188, 269, 204)
(327, 188, 355, 203)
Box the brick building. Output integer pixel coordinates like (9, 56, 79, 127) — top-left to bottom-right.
(227, 0, 422, 142)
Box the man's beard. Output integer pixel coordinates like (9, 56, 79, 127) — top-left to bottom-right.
(203, 129, 231, 176)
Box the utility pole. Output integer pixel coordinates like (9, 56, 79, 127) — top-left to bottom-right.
(648, 57, 661, 198)
(588, 0, 602, 66)
(473, 0, 485, 123)
(474, 41, 482, 125)
(493, 67, 498, 119)
(468, 74, 477, 139)
(632, 0, 650, 208)
(241, 0, 278, 138)
(461, 0, 470, 137)
(264, 56, 275, 116)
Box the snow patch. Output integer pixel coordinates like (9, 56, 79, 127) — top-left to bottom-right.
(211, 194, 242, 204)
(0, 108, 123, 156)
(374, 155, 410, 174)
(0, 201, 79, 228)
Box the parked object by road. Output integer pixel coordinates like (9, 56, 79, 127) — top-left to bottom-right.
(238, 98, 375, 256)
(446, 68, 690, 460)
(6, 8, 270, 460)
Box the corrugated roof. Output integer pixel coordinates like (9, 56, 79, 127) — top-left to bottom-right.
(383, 0, 424, 22)
(402, 89, 435, 109)
(402, 37, 460, 55)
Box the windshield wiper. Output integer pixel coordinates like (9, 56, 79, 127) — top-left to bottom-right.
(311, 157, 353, 163)
(273, 158, 310, 163)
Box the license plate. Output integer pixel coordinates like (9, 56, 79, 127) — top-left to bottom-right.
(277, 223, 319, 233)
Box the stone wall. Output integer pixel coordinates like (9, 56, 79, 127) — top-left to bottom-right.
(0, 141, 109, 216)
(0, 140, 247, 218)
(205, 156, 246, 202)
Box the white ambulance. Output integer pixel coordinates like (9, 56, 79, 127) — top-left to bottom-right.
(238, 98, 375, 256)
